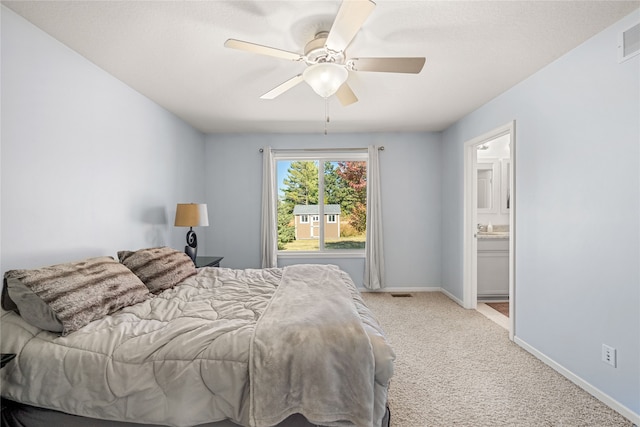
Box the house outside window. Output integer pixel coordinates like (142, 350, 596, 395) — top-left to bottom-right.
(293, 205, 341, 240)
(275, 151, 367, 254)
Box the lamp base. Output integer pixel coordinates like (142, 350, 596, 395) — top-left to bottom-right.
(184, 228, 198, 263)
(185, 245, 197, 263)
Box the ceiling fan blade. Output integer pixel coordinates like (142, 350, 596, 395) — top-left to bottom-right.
(350, 57, 426, 73)
(260, 75, 305, 99)
(336, 82, 358, 106)
(325, 0, 376, 53)
(224, 39, 303, 62)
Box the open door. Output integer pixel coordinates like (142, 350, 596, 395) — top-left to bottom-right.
(463, 121, 516, 340)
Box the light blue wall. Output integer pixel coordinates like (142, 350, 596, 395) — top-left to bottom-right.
(441, 10, 639, 417)
(203, 132, 442, 288)
(3, 1, 638, 420)
(0, 6, 206, 273)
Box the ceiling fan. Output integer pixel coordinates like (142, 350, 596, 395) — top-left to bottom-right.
(224, 0, 426, 106)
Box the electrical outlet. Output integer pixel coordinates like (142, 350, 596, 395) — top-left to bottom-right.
(602, 344, 617, 368)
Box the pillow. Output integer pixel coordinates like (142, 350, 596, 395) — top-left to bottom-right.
(4, 256, 150, 336)
(118, 247, 196, 294)
(5, 277, 63, 332)
(1, 277, 19, 312)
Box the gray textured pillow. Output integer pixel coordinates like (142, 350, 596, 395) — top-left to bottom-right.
(4, 256, 150, 336)
(118, 247, 197, 294)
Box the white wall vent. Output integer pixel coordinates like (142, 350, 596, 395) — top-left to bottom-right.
(618, 22, 640, 63)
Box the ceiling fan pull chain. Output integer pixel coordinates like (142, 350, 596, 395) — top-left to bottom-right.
(324, 98, 329, 135)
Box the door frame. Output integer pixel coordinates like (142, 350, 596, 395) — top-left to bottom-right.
(463, 121, 516, 340)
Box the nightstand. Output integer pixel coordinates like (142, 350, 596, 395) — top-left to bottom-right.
(195, 256, 223, 268)
(1, 354, 16, 369)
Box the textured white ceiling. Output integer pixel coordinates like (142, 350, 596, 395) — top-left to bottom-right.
(3, 1, 638, 134)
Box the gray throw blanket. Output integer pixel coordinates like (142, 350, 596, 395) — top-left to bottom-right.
(249, 264, 375, 427)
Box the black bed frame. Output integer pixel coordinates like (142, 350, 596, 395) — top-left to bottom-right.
(1, 399, 391, 427)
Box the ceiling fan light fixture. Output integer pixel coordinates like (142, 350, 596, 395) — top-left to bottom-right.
(303, 63, 348, 98)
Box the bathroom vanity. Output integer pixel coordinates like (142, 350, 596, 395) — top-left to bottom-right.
(477, 233, 509, 299)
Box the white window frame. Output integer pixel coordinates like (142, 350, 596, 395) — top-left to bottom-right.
(300, 214, 309, 223)
(327, 214, 337, 223)
(274, 149, 367, 259)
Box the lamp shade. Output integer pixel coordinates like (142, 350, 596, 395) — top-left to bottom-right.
(174, 203, 209, 227)
(303, 63, 348, 98)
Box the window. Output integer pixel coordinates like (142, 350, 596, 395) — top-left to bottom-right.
(275, 151, 367, 254)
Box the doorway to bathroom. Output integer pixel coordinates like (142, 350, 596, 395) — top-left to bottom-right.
(462, 121, 515, 340)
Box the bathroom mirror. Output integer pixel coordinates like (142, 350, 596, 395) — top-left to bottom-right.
(477, 163, 496, 212)
(477, 169, 492, 209)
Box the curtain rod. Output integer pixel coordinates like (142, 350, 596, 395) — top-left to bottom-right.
(259, 146, 384, 153)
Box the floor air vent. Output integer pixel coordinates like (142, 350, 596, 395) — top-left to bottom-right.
(390, 293, 413, 298)
(619, 22, 640, 63)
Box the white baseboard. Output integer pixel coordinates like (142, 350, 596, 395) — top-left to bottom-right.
(515, 337, 640, 426)
(360, 286, 467, 310)
(359, 286, 441, 293)
(439, 287, 464, 307)
(358, 286, 466, 309)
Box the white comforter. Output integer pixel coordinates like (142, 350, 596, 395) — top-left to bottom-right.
(0, 265, 394, 427)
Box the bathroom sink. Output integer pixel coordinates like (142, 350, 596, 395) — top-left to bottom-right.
(477, 231, 509, 236)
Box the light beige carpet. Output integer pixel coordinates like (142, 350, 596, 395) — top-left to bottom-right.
(361, 292, 632, 427)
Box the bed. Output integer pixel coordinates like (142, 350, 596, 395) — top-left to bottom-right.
(0, 247, 394, 427)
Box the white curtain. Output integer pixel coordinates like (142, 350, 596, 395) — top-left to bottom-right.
(364, 145, 385, 289)
(260, 146, 277, 268)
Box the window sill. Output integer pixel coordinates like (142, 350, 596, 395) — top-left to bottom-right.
(277, 251, 365, 259)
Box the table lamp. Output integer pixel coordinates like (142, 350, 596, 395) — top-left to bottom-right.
(174, 203, 209, 263)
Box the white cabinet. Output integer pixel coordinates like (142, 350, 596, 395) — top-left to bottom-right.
(477, 238, 509, 298)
